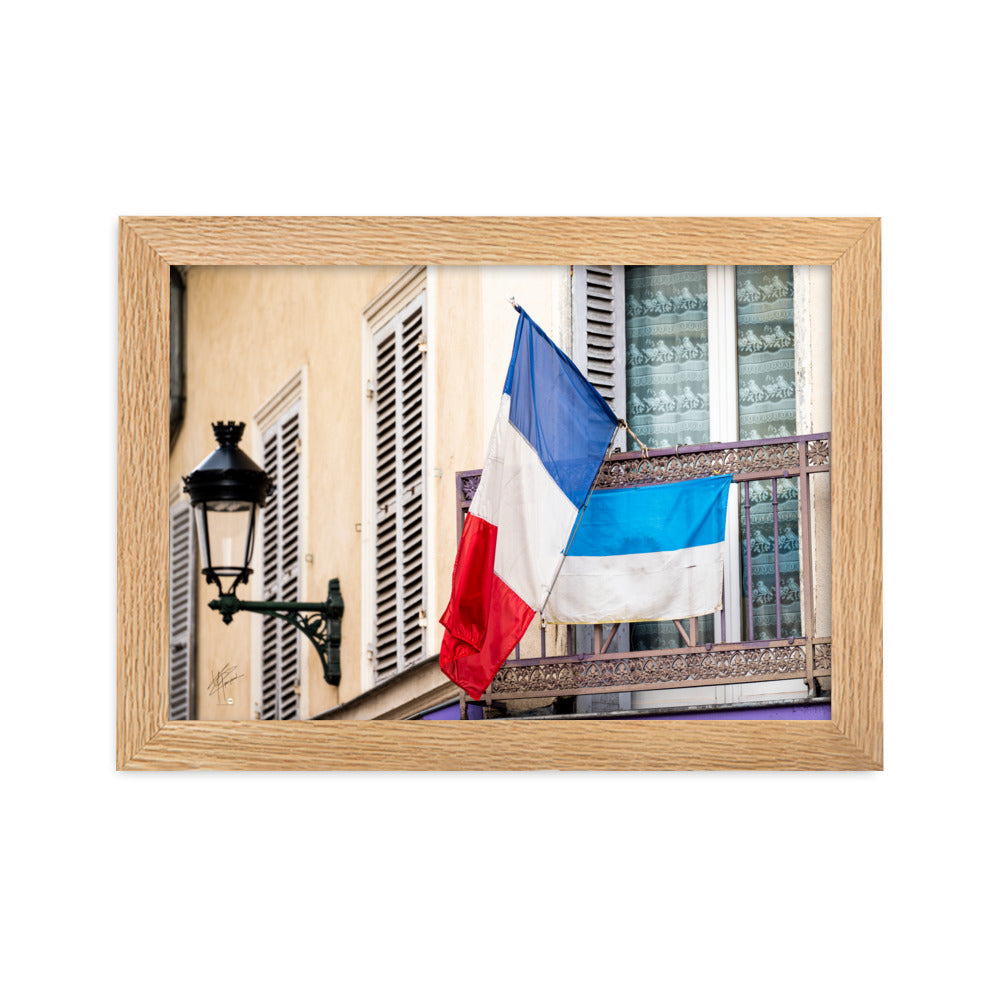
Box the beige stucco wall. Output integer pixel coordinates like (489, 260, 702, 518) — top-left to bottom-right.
(171, 265, 408, 720)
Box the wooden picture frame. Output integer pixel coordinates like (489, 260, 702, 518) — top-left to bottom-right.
(118, 217, 881, 770)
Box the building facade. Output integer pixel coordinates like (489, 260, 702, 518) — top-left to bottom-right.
(167, 264, 831, 722)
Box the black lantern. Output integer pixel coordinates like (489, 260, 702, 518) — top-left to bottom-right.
(183, 421, 272, 597)
(184, 420, 344, 686)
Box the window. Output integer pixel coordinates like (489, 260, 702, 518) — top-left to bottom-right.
(733, 266, 801, 641)
(622, 265, 803, 647)
(572, 264, 830, 708)
(168, 487, 197, 720)
(253, 372, 305, 720)
(369, 287, 428, 684)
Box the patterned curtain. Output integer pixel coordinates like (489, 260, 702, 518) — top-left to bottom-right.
(624, 266, 710, 449)
(625, 266, 712, 649)
(735, 266, 801, 639)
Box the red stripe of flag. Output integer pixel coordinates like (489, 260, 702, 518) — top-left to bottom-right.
(439, 513, 535, 699)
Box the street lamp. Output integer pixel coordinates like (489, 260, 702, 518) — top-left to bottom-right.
(183, 420, 344, 686)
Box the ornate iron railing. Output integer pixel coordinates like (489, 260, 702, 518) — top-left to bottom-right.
(454, 432, 831, 713)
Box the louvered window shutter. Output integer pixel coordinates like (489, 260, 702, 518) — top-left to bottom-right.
(572, 266, 625, 439)
(373, 295, 426, 681)
(570, 268, 632, 707)
(259, 406, 302, 719)
(168, 498, 197, 720)
(373, 321, 400, 678)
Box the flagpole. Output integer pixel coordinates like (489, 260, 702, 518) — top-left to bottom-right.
(505, 293, 627, 623)
(538, 428, 619, 623)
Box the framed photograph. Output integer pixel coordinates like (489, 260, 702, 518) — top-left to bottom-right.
(118, 217, 881, 769)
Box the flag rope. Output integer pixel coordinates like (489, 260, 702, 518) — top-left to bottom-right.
(620, 417, 649, 458)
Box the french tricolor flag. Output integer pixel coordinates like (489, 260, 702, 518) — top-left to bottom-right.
(439, 308, 618, 699)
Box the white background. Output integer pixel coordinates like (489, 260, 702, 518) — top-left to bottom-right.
(4, 3, 995, 997)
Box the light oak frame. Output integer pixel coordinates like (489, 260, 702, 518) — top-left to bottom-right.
(118, 217, 881, 770)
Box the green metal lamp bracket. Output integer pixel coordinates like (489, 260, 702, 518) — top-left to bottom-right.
(210, 578, 345, 686)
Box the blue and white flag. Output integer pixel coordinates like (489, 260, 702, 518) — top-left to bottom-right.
(545, 474, 733, 625)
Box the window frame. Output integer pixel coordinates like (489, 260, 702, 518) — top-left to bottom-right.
(571, 264, 828, 711)
(361, 268, 430, 689)
(168, 484, 197, 720)
(251, 368, 307, 720)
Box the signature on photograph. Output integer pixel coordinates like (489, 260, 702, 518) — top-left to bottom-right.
(208, 662, 243, 705)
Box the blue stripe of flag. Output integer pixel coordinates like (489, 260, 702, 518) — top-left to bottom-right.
(502, 309, 618, 509)
(565, 475, 733, 557)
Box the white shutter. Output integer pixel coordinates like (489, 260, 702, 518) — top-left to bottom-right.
(572, 265, 625, 433)
(373, 320, 400, 679)
(571, 268, 631, 709)
(372, 295, 426, 682)
(168, 498, 197, 720)
(398, 303, 426, 669)
(260, 405, 302, 719)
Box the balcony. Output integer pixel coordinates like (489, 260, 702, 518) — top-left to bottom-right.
(454, 432, 831, 716)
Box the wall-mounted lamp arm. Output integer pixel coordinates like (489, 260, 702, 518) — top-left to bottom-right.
(209, 578, 344, 686)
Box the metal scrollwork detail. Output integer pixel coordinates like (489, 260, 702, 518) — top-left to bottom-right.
(813, 642, 832, 672)
(807, 439, 830, 467)
(491, 644, 809, 695)
(593, 443, 804, 489)
(461, 437, 828, 496)
(459, 474, 481, 502)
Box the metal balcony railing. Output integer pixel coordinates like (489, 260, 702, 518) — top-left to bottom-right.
(454, 432, 831, 713)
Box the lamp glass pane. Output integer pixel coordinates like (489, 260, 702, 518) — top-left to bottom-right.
(204, 502, 255, 577)
(194, 503, 211, 569)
